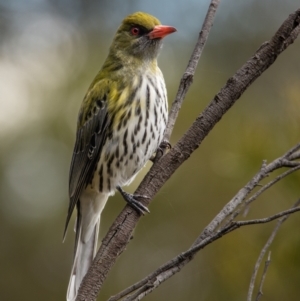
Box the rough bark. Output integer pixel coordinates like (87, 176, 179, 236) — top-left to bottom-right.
(76, 7, 300, 301)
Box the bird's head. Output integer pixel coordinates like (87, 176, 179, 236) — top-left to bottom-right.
(110, 12, 176, 64)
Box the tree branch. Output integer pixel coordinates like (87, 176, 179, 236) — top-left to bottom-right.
(241, 165, 300, 217)
(108, 203, 300, 301)
(226, 145, 300, 221)
(255, 252, 271, 301)
(164, 0, 221, 141)
(76, 7, 300, 301)
(107, 144, 300, 301)
(196, 143, 300, 246)
(247, 199, 300, 301)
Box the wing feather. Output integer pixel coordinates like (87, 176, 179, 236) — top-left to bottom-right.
(63, 96, 109, 239)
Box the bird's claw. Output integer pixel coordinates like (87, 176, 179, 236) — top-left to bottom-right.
(150, 140, 172, 163)
(157, 140, 171, 155)
(117, 186, 150, 215)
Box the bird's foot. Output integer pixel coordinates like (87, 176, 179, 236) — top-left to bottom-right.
(150, 140, 172, 162)
(117, 186, 150, 215)
(158, 140, 171, 154)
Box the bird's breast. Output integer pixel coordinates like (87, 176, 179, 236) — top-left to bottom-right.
(92, 71, 168, 194)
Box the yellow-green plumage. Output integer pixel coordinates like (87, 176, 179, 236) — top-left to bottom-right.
(64, 12, 176, 301)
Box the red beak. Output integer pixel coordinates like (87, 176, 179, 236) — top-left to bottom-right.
(148, 25, 177, 39)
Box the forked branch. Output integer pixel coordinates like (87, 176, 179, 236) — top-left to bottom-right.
(247, 199, 300, 301)
(76, 6, 300, 301)
(108, 147, 300, 301)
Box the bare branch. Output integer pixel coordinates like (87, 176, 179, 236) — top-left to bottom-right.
(247, 199, 300, 301)
(224, 146, 300, 222)
(107, 142, 300, 301)
(196, 142, 300, 245)
(242, 165, 300, 216)
(223, 206, 300, 232)
(107, 144, 300, 301)
(282, 142, 300, 158)
(108, 204, 300, 301)
(288, 150, 300, 161)
(240, 165, 300, 216)
(164, 0, 221, 141)
(255, 252, 271, 301)
(76, 8, 300, 301)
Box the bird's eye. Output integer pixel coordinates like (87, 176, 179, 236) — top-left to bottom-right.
(130, 27, 140, 36)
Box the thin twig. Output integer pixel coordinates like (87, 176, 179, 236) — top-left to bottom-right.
(288, 150, 300, 161)
(77, 8, 300, 301)
(283, 143, 300, 158)
(108, 205, 300, 301)
(107, 144, 300, 301)
(239, 147, 300, 217)
(255, 252, 271, 301)
(236, 164, 300, 218)
(109, 135, 300, 301)
(246, 199, 300, 301)
(164, 0, 221, 142)
(242, 165, 300, 216)
(195, 143, 300, 246)
(223, 206, 300, 233)
(222, 150, 300, 224)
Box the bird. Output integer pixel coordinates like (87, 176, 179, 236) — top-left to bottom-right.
(64, 11, 176, 301)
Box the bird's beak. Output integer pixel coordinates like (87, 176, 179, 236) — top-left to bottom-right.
(148, 25, 177, 39)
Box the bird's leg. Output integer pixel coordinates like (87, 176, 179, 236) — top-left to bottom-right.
(159, 140, 172, 153)
(117, 186, 150, 215)
(150, 140, 172, 163)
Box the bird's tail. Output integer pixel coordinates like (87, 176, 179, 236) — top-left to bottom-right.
(66, 192, 108, 301)
(67, 217, 99, 301)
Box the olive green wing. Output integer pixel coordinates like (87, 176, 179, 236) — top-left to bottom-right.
(63, 93, 109, 239)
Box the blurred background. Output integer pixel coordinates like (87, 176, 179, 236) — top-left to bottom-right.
(0, 0, 300, 300)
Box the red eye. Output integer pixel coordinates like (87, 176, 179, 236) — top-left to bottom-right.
(131, 27, 140, 36)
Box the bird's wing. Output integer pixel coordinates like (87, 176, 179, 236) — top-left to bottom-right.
(63, 86, 110, 239)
